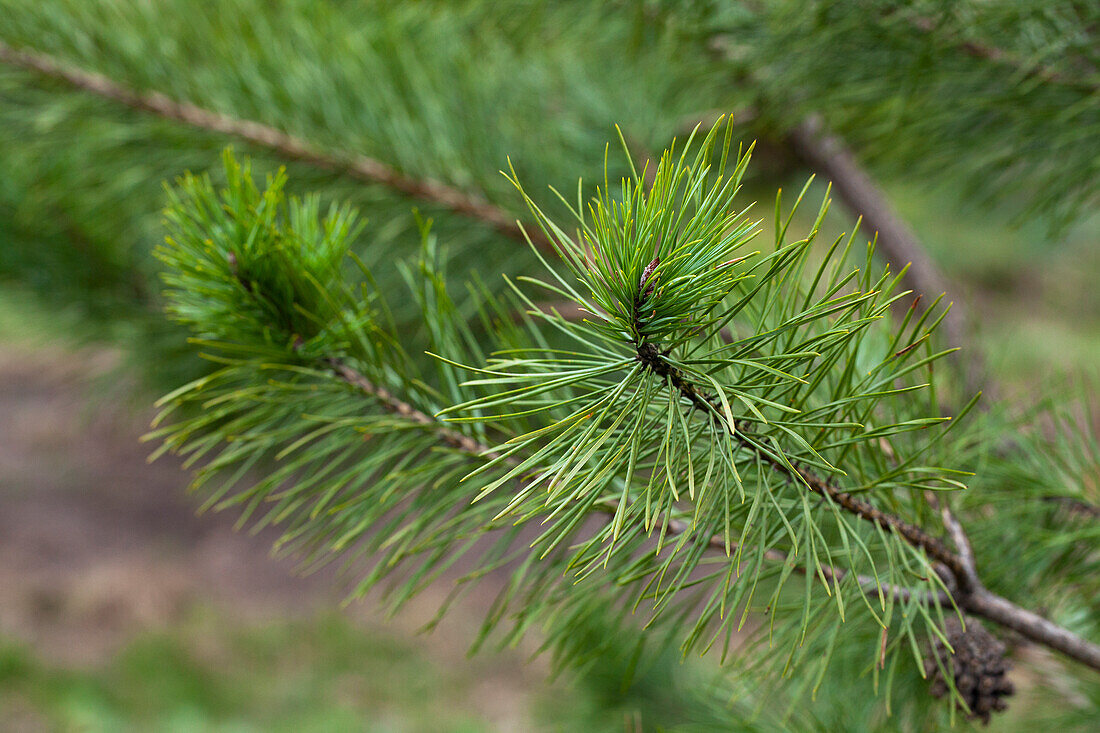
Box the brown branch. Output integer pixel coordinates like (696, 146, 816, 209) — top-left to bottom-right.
(929, 493, 1099, 667)
(633, 342, 964, 576)
(938, 499, 980, 594)
(331, 348, 1100, 669)
(0, 41, 552, 251)
(965, 588, 1100, 670)
(631, 340, 1100, 671)
(329, 354, 942, 604)
(325, 358, 493, 459)
(782, 116, 984, 391)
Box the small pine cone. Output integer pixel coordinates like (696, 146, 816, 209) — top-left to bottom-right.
(924, 616, 1014, 724)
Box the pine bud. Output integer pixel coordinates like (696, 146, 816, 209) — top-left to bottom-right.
(638, 256, 660, 299)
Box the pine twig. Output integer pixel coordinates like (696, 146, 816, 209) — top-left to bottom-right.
(325, 358, 492, 459)
(631, 339, 1100, 671)
(328, 356, 944, 604)
(332, 342, 1100, 669)
(0, 41, 552, 251)
(633, 342, 963, 577)
(937, 497, 980, 593)
(908, 14, 1100, 93)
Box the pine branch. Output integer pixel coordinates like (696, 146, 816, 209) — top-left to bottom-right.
(7, 3, 1095, 718)
(964, 588, 1100, 669)
(0, 40, 551, 251)
(632, 339, 964, 577)
(334, 326, 1100, 670)
(332, 352, 949, 608)
(908, 14, 1100, 93)
(631, 337, 1100, 669)
(496, 121, 1100, 672)
(326, 357, 488, 458)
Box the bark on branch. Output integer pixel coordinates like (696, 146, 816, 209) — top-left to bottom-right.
(331, 348, 1100, 671)
(630, 339, 1100, 671)
(633, 341, 964, 577)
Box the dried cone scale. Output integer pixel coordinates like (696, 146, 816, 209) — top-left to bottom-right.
(925, 616, 1015, 724)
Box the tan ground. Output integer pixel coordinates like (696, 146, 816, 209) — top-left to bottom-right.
(0, 345, 545, 731)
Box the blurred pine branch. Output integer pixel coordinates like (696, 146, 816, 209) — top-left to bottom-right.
(1, 1, 1097, 729)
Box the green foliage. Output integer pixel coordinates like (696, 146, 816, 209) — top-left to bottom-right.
(521, 124, 760, 348)
(148, 127, 987, 722)
(3, 0, 1095, 383)
(160, 151, 365, 353)
(702, 0, 1100, 229)
(2, 1, 1098, 728)
(0, 0, 715, 376)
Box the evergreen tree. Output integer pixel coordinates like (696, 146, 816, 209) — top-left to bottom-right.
(1, 1, 1097, 729)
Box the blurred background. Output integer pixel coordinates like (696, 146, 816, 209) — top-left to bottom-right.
(0, 1, 1097, 731)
